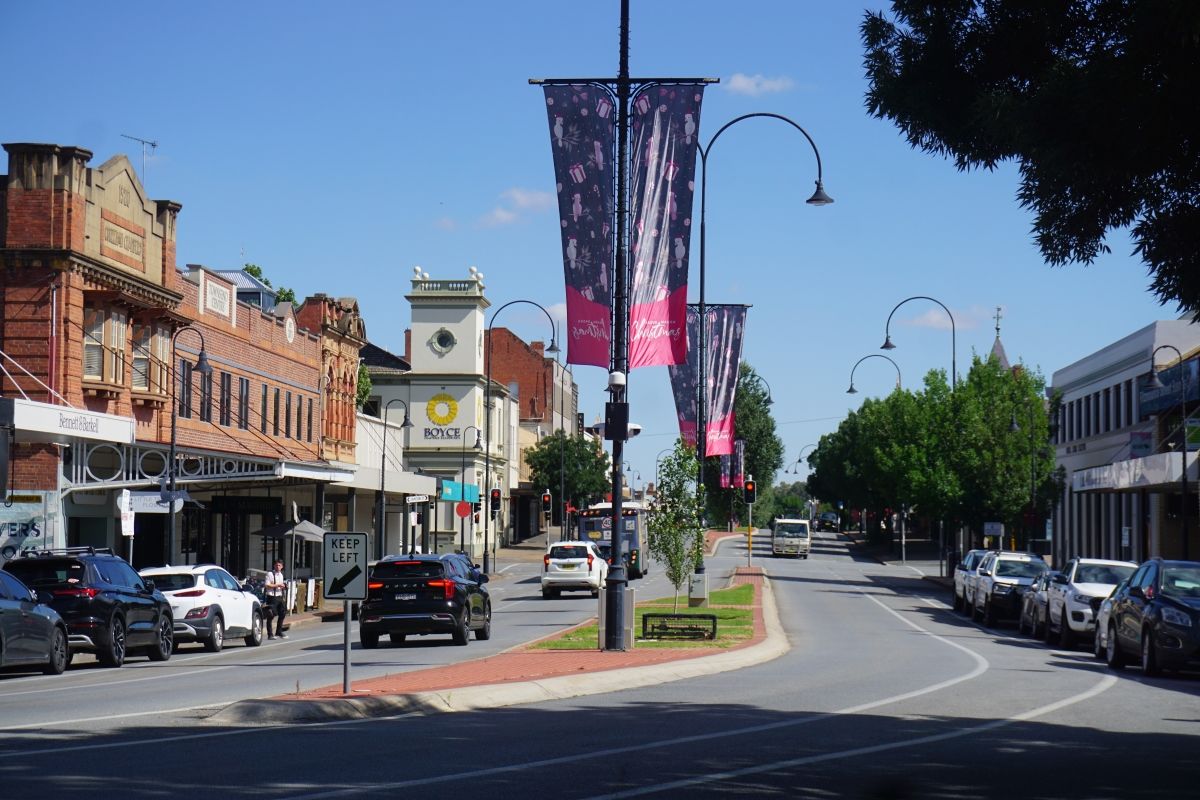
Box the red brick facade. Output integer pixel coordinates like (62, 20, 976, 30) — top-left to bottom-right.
(485, 328, 557, 423)
(294, 294, 367, 463)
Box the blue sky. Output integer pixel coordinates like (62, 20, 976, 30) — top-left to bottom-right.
(4, 1, 1174, 485)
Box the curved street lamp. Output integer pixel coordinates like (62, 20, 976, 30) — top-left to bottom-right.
(484, 300, 558, 573)
(787, 443, 818, 474)
(459, 425, 483, 555)
(695, 112, 831, 574)
(1146, 344, 1190, 559)
(744, 372, 774, 406)
(881, 296, 956, 390)
(377, 398, 413, 559)
(847, 354, 902, 395)
(166, 326, 212, 562)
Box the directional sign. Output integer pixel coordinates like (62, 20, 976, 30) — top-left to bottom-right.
(322, 531, 368, 601)
(406, 494, 430, 505)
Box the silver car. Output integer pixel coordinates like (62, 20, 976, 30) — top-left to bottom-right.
(1092, 578, 1130, 660)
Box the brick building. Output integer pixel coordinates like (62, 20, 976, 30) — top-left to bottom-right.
(0, 142, 367, 576)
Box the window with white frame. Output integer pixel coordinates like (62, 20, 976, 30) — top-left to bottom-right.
(131, 324, 169, 394)
(83, 305, 128, 386)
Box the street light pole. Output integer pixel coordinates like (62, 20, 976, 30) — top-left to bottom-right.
(459, 425, 482, 556)
(847, 354, 902, 395)
(167, 326, 212, 564)
(696, 113, 831, 573)
(1148, 345, 1190, 559)
(484, 300, 558, 574)
(881, 296, 956, 390)
(377, 399, 413, 560)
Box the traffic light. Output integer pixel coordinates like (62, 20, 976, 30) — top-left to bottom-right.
(472, 500, 482, 513)
(744, 478, 757, 504)
(490, 488, 501, 513)
(541, 491, 552, 515)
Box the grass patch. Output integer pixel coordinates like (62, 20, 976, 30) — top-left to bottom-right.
(530, 581, 757, 650)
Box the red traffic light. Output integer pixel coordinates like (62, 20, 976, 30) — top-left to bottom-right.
(541, 492, 552, 513)
(490, 488, 501, 512)
(743, 480, 757, 504)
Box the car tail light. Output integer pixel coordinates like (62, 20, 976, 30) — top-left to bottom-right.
(174, 589, 206, 598)
(52, 587, 98, 599)
(587, 553, 594, 570)
(427, 579, 455, 600)
(1145, 585, 1156, 601)
(184, 605, 211, 620)
(368, 581, 384, 590)
(543, 554, 550, 570)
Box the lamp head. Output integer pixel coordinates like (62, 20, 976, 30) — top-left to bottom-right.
(881, 335, 896, 351)
(1009, 413, 1020, 433)
(473, 433, 483, 450)
(194, 349, 213, 376)
(806, 180, 834, 206)
(546, 337, 560, 354)
(401, 413, 414, 429)
(1146, 371, 1166, 391)
(846, 384, 858, 395)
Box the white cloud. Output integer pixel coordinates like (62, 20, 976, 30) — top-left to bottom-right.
(725, 72, 795, 96)
(479, 187, 555, 227)
(547, 302, 567, 323)
(479, 207, 518, 227)
(434, 216, 458, 232)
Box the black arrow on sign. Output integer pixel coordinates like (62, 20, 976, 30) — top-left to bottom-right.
(327, 564, 362, 596)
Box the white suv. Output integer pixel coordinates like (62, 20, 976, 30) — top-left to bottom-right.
(972, 552, 1048, 627)
(139, 564, 264, 652)
(1045, 558, 1137, 647)
(542, 541, 608, 599)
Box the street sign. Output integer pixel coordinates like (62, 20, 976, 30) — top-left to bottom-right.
(118, 489, 134, 538)
(440, 481, 480, 503)
(322, 531, 368, 601)
(455, 501, 472, 519)
(406, 494, 430, 504)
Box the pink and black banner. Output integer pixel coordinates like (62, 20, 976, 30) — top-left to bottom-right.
(543, 85, 617, 367)
(668, 304, 748, 457)
(628, 84, 705, 368)
(733, 439, 746, 488)
(719, 455, 732, 489)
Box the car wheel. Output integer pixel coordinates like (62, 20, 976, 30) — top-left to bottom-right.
(98, 616, 126, 668)
(1044, 608, 1057, 645)
(1017, 611, 1027, 636)
(452, 612, 470, 646)
(1141, 629, 1160, 676)
(475, 606, 492, 641)
(953, 592, 962, 612)
(1034, 609, 1045, 640)
(204, 616, 225, 653)
(1058, 612, 1074, 648)
(1093, 625, 1106, 660)
(147, 616, 173, 662)
(360, 631, 379, 649)
(542, 588, 552, 600)
(982, 599, 995, 628)
(44, 627, 68, 675)
(1106, 622, 1126, 670)
(389, 633, 406, 645)
(245, 610, 264, 647)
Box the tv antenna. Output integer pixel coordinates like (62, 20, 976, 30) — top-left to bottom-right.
(120, 134, 158, 189)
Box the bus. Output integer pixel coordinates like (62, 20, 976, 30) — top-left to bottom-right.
(577, 501, 649, 579)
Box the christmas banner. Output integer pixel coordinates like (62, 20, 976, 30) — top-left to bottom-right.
(543, 85, 616, 367)
(668, 304, 748, 457)
(733, 438, 746, 488)
(719, 454, 732, 489)
(628, 84, 705, 368)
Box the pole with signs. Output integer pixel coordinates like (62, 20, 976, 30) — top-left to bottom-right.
(322, 531, 368, 694)
(119, 489, 134, 562)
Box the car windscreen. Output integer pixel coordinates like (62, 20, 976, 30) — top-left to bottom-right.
(3, 559, 86, 586)
(1162, 566, 1200, 598)
(775, 524, 809, 537)
(1075, 564, 1135, 585)
(149, 573, 199, 592)
(549, 546, 590, 560)
(996, 560, 1048, 579)
(371, 561, 444, 580)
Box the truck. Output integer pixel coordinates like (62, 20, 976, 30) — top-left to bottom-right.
(771, 518, 812, 558)
(578, 501, 649, 579)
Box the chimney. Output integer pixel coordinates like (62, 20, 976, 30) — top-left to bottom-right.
(532, 341, 545, 357)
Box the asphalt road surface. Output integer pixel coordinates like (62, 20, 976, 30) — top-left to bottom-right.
(3, 530, 1197, 799)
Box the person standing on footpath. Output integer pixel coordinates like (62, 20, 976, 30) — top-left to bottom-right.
(265, 559, 288, 639)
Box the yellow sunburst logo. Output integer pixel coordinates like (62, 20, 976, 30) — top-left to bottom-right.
(426, 393, 458, 426)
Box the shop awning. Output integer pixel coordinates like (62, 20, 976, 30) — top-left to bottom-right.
(1073, 451, 1197, 493)
(252, 519, 326, 543)
(0, 397, 136, 445)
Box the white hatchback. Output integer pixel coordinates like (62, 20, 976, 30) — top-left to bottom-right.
(542, 541, 608, 599)
(139, 564, 264, 652)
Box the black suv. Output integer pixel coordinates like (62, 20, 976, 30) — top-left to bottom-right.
(1105, 558, 1200, 675)
(3, 547, 173, 668)
(359, 553, 490, 648)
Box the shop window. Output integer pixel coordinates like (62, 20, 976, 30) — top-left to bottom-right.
(199, 371, 213, 422)
(238, 377, 250, 430)
(219, 372, 232, 426)
(179, 361, 194, 418)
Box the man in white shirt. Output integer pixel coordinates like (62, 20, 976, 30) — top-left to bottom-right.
(265, 560, 287, 639)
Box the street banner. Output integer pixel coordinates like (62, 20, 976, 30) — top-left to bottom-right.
(719, 454, 731, 489)
(733, 439, 746, 488)
(628, 84, 705, 368)
(668, 304, 748, 457)
(543, 85, 617, 367)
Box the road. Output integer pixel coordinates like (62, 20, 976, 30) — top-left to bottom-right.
(3, 531, 1198, 798)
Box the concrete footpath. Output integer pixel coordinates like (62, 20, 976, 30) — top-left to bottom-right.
(212, 533, 787, 725)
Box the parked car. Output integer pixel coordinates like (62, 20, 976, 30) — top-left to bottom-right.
(972, 551, 1049, 627)
(0, 570, 69, 675)
(359, 553, 490, 648)
(1093, 578, 1130, 660)
(3, 547, 172, 667)
(1018, 570, 1060, 639)
(817, 512, 840, 532)
(542, 541, 608, 599)
(1045, 558, 1137, 647)
(953, 549, 989, 613)
(139, 564, 264, 652)
(1105, 558, 1200, 675)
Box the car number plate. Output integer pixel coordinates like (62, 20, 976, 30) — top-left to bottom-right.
(561, 564, 577, 570)
(395, 593, 417, 601)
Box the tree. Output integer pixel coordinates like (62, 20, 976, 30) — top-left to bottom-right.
(647, 439, 706, 612)
(243, 263, 296, 305)
(704, 362, 785, 527)
(862, 3, 1200, 316)
(356, 363, 372, 409)
(761, 480, 811, 524)
(524, 431, 610, 524)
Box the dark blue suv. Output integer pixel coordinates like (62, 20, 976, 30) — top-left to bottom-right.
(358, 553, 490, 648)
(4, 547, 173, 668)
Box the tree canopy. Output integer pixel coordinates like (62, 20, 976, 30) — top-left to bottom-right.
(862, 2, 1200, 316)
(243, 263, 296, 304)
(524, 431, 610, 524)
